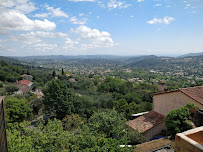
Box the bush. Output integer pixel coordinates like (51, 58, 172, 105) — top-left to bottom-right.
(5, 85, 19, 94)
(5, 96, 33, 123)
(165, 103, 199, 138)
(0, 82, 3, 88)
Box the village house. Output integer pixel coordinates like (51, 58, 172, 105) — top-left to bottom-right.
(127, 85, 203, 141)
(127, 111, 166, 140)
(13, 80, 33, 95)
(21, 74, 33, 81)
(153, 86, 203, 116)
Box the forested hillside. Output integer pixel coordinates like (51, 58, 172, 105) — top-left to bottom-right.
(1, 55, 202, 151)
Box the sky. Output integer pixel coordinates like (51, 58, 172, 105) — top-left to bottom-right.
(0, 0, 203, 56)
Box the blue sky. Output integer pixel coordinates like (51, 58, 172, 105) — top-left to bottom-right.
(0, 0, 203, 56)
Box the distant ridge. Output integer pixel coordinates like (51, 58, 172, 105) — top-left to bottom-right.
(179, 52, 203, 57)
(0, 56, 20, 64)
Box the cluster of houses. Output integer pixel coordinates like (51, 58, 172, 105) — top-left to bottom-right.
(13, 74, 43, 98)
(127, 81, 203, 141)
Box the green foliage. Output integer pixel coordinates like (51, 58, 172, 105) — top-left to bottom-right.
(5, 84, 19, 94)
(89, 109, 126, 138)
(7, 119, 133, 152)
(114, 99, 129, 117)
(0, 82, 3, 88)
(7, 119, 70, 152)
(30, 98, 42, 115)
(5, 96, 32, 123)
(74, 95, 95, 119)
(98, 77, 127, 94)
(62, 114, 84, 131)
(165, 103, 198, 138)
(127, 128, 147, 144)
(43, 79, 76, 119)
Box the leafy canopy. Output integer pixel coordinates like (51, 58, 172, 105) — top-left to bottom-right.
(43, 79, 76, 119)
(165, 103, 199, 138)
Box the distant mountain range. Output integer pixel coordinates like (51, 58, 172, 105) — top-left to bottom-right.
(179, 52, 203, 57)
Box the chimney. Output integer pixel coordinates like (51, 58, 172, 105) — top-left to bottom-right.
(158, 80, 167, 92)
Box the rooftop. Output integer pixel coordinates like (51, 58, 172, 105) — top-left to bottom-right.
(16, 80, 32, 85)
(179, 86, 203, 105)
(127, 111, 166, 133)
(152, 86, 203, 105)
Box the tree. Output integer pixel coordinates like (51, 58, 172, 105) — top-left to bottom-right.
(114, 99, 128, 118)
(5, 96, 32, 123)
(62, 68, 64, 75)
(165, 103, 198, 138)
(88, 109, 126, 138)
(62, 114, 84, 131)
(5, 85, 19, 94)
(43, 79, 76, 119)
(127, 128, 146, 144)
(73, 95, 94, 119)
(52, 70, 56, 77)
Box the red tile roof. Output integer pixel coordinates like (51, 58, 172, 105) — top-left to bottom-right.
(126, 111, 166, 133)
(152, 86, 203, 105)
(179, 86, 203, 105)
(17, 80, 31, 85)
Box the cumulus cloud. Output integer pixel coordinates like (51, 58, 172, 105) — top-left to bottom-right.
(70, 16, 88, 24)
(99, 0, 131, 9)
(0, 0, 36, 14)
(0, 11, 56, 33)
(154, 4, 162, 7)
(34, 43, 58, 51)
(19, 31, 68, 38)
(73, 25, 114, 48)
(69, 0, 95, 2)
(65, 38, 79, 45)
(147, 16, 175, 24)
(33, 6, 68, 18)
(46, 6, 69, 18)
(33, 13, 49, 18)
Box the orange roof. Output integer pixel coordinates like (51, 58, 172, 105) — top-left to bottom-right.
(126, 111, 166, 133)
(17, 80, 31, 85)
(152, 86, 203, 105)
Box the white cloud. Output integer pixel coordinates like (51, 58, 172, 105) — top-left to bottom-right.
(0, 0, 36, 14)
(46, 6, 69, 18)
(69, 0, 95, 2)
(106, 0, 131, 9)
(65, 38, 79, 45)
(137, 0, 144, 2)
(162, 16, 175, 24)
(19, 31, 68, 38)
(154, 4, 162, 7)
(34, 43, 58, 51)
(79, 13, 84, 16)
(7, 48, 16, 52)
(73, 25, 114, 48)
(0, 11, 56, 33)
(147, 18, 162, 24)
(147, 16, 175, 24)
(99, 0, 131, 9)
(70, 16, 88, 24)
(33, 13, 49, 18)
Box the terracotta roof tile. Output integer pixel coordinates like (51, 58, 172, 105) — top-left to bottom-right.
(17, 80, 31, 85)
(179, 86, 203, 105)
(126, 111, 166, 133)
